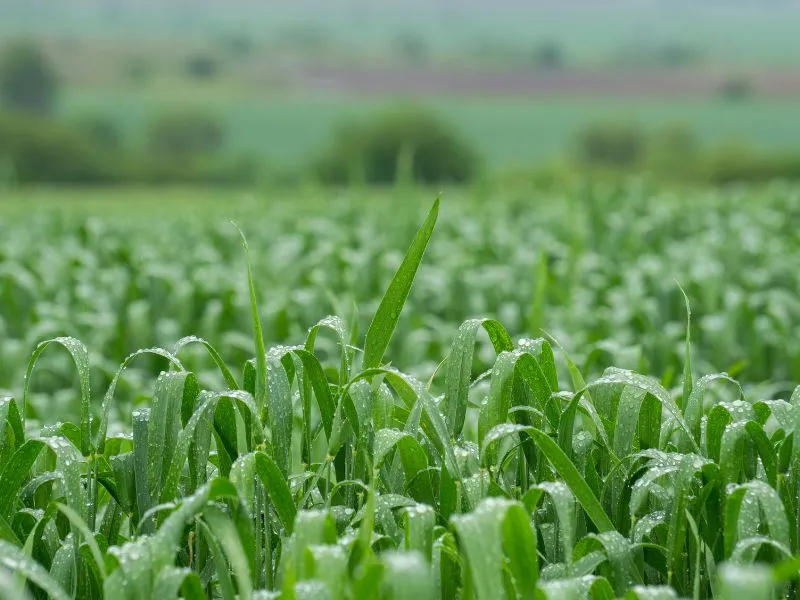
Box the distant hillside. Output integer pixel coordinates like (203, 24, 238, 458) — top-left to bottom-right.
(1, 0, 799, 66)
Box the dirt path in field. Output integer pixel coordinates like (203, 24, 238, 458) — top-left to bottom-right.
(295, 65, 800, 97)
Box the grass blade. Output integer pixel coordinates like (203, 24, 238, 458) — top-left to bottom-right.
(363, 198, 439, 370)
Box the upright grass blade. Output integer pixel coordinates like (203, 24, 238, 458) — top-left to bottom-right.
(363, 198, 439, 370)
(54, 503, 106, 581)
(675, 282, 693, 411)
(234, 224, 268, 420)
(0, 396, 23, 460)
(0, 440, 45, 518)
(382, 551, 435, 600)
(451, 498, 515, 600)
(202, 505, 253, 600)
(502, 503, 539, 599)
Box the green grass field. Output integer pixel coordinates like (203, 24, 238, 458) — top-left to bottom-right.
(2, 182, 800, 597)
(61, 90, 800, 169)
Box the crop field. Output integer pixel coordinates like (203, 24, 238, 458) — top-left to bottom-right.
(1, 183, 800, 598)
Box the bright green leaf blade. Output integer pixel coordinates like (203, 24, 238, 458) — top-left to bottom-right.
(363, 198, 439, 370)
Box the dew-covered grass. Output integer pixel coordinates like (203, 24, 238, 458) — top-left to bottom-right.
(1, 184, 799, 598)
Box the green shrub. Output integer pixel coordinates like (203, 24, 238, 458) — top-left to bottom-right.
(532, 40, 563, 69)
(146, 110, 225, 160)
(121, 55, 153, 84)
(702, 142, 800, 184)
(314, 108, 481, 185)
(394, 33, 429, 64)
(184, 53, 220, 79)
(718, 77, 752, 101)
(0, 109, 255, 185)
(219, 34, 254, 57)
(574, 120, 646, 168)
(72, 115, 123, 151)
(0, 40, 59, 114)
(645, 122, 700, 180)
(0, 111, 116, 183)
(138, 154, 257, 186)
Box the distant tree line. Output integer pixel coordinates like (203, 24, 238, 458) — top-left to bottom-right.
(1, 39, 798, 188)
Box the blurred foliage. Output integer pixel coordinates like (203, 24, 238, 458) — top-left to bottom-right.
(121, 55, 153, 84)
(702, 143, 800, 185)
(571, 119, 800, 185)
(645, 122, 700, 181)
(219, 33, 254, 58)
(73, 115, 124, 151)
(0, 40, 59, 114)
(394, 33, 429, 65)
(531, 40, 564, 69)
(146, 110, 226, 160)
(314, 108, 481, 185)
(183, 53, 220, 79)
(574, 120, 647, 169)
(718, 77, 753, 102)
(0, 111, 116, 183)
(0, 109, 255, 185)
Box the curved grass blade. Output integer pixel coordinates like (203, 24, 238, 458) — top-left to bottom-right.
(172, 336, 239, 389)
(443, 318, 513, 436)
(97, 346, 184, 452)
(23, 337, 92, 455)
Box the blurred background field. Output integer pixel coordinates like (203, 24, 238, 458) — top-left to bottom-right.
(1, 0, 800, 186)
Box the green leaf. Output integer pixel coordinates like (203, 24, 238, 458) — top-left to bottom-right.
(483, 424, 614, 532)
(236, 224, 268, 421)
(443, 318, 513, 436)
(502, 503, 538, 600)
(451, 498, 517, 600)
(172, 336, 239, 389)
(97, 346, 184, 452)
(382, 550, 435, 600)
(363, 198, 439, 370)
(23, 337, 92, 455)
(54, 502, 107, 580)
(202, 504, 253, 600)
(403, 504, 435, 563)
(0, 540, 71, 600)
(677, 282, 693, 411)
(0, 440, 45, 519)
(717, 564, 774, 600)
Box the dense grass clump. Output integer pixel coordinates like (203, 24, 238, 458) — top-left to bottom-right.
(1, 193, 799, 598)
